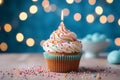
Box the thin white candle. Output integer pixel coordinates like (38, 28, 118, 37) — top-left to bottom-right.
(61, 10, 64, 21)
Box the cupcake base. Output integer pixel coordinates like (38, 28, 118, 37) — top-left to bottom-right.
(43, 52, 82, 73)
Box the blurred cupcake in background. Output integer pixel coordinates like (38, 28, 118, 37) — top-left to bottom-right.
(81, 33, 110, 58)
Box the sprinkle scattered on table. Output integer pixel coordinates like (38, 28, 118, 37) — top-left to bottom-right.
(0, 65, 119, 80)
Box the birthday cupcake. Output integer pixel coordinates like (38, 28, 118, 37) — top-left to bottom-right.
(42, 22, 82, 72)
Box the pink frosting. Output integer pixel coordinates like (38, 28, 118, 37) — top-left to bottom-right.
(43, 22, 82, 53)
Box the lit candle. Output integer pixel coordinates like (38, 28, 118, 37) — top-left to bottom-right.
(61, 10, 64, 21)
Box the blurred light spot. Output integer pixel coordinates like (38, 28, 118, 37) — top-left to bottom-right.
(4, 23, 12, 32)
(50, 4, 56, 12)
(32, 0, 38, 2)
(42, 0, 49, 8)
(0, 42, 8, 51)
(115, 38, 120, 46)
(66, 0, 74, 4)
(118, 19, 120, 26)
(74, 0, 81, 3)
(74, 13, 81, 21)
(44, 6, 51, 13)
(107, 14, 114, 23)
(99, 15, 107, 24)
(16, 33, 24, 42)
(29, 5, 38, 14)
(26, 38, 35, 47)
(106, 0, 113, 4)
(95, 6, 103, 15)
(0, 0, 3, 5)
(40, 40, 45, 46)
(86, 14, 94, 23)
(63, 8, 70, 16)
(19, 12, 28, 21)
(88, 0, 96, 5)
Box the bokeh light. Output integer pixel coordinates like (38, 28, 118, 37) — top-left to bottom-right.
(107, 14, 114, 23)
(106, 0, 113, 4)
(0, 0, 3, 5)
(0, 42, 8, 51)
(26, 38, 35, 47)
(40, 40, 45, 46)
(42, 0, 49, 8)
(29, 5, 38, 14)
(19, 12, 28, 21)
(16, 33, 24, 42)
(44, 6, 51, 13)
(50, 4, 57, 12)
(88, 0, 96, 5)
(63, 8, 70, 16)
(118, 19, 120, 26)
(74, 0, 81, 3)
(95, 6, 103, 15)
(74, 13, 81, 21)
(86, 14, 94, 23)
(32, 0, 38, 2)
(4, 23, 12, 32)
(66, 0, 74, 4)
(115, 38, 120, 46)
(99, 15, 107, 24)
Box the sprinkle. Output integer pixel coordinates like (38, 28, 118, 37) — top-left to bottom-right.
(95, 73, 101, 80)
(63, 74, 67, 77)
(47, 45, 49, 47)
(68, 46, 70, 48)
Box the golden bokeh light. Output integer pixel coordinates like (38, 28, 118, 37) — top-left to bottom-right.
(26, 38, 35, 47)
(95, 6, 103, 15)
(86, 14, 94, 23)
(107, 14, 114, 23)
(32, 0, 38, 2)
(115, 38, 120, 46)
(16, 33, 24, 42)
(42, 0, 49, 8)
(88, 0, 96, 5)
(74, 13, 81, 21)
(106, 0, 113, 4)
(0, 0, 3, 5)
(66, 0, 74, 4)
(63, 8, 70, 16)
(50, 4, 56, 12)
(118, 19, 120, 26)
(19, 12, 28, 21)
(29, 5, 38, 14)
(0, 42, 8, 51)
(99, 15, 107, 24)
(4, 23, 12, 32)
(74, 0, 81, 3)
(40, 40, 45, 46)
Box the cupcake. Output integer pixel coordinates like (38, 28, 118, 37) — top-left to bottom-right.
(42, 22, 82, 72)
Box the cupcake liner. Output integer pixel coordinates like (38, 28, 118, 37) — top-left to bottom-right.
(43, 52, 82, 60)
(43, 52, 82, 72)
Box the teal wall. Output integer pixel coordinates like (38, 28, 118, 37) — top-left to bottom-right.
(0, 0, 120, 53)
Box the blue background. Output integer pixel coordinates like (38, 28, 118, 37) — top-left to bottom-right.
(0, 0, 120, 53)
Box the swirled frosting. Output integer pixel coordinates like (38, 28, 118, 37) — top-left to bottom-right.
(43, 22, 82, 54)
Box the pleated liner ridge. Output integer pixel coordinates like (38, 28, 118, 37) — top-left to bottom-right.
(43, 52, 82, 73)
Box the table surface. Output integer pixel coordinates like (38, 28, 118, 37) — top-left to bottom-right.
(0, 53, 120, 80)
